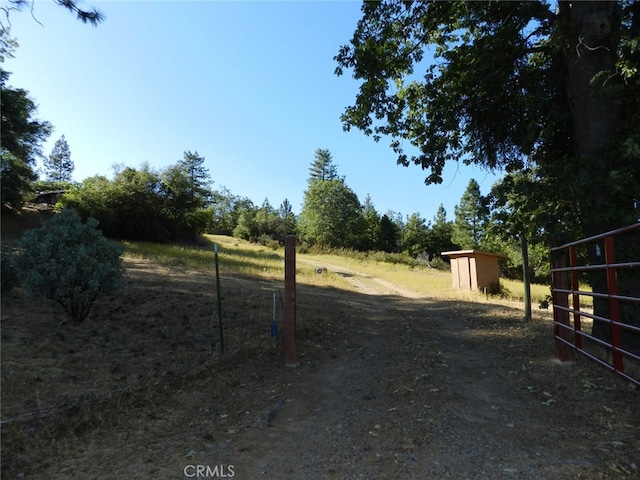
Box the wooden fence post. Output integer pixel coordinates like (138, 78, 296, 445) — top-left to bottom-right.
(284, 235, 299, 367)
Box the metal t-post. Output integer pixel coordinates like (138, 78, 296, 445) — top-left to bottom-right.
(214, 243, 224, 354)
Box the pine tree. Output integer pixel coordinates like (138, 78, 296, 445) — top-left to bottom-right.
(362, 194, 381, 251)
(431, 204, 457, 256)
(43, 135, 74, 183)
(402, 213, 430, 257)
(307, 148, 341, 185)
(278, 199, 297, 237)
(378, 214, 400, 253)
(177, 150, 212, 208)
(452, 179, 490, 250)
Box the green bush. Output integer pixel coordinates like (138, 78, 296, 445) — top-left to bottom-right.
(428, 256, 450, 271)
(14, 209, 125, 322)
(1, 242, 19, 293)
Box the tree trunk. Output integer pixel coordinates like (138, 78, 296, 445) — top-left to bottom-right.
(564, 2, 622, 168)
(562, 1, 623, 343)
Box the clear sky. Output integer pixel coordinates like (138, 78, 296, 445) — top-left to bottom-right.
(4, 0, 501, 221)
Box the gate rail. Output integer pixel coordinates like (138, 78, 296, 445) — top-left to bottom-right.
(550, 223, 640, 387)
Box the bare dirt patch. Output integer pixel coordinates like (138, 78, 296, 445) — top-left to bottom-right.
(2, 255, 639, 480)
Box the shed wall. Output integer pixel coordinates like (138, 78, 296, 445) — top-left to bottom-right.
(442, 250, 504, 292)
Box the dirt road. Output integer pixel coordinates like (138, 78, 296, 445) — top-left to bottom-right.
(298, 258, 426, 299)
(198, 266, 638, 480)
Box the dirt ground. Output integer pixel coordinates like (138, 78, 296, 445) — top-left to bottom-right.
(2, 248, 640, 479)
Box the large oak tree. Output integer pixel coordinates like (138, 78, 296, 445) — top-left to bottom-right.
(335, 0, 640, 344)
(335, 0, 639, 240)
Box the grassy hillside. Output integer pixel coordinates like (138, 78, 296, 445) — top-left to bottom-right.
(123, 234, 556, 309)
(122, 234, 354, 291)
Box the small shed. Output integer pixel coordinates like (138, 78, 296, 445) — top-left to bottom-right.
(441, 250, 507, 292)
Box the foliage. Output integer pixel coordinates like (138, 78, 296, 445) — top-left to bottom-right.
(430, 204, 457, 258)
(452, 179, 489, 250)
(32, 179, 76, 194)
(207, 187, 254, 236)
(62, 165, 162, 240)
(0, 70, 51, 167)
(60, 161, 212, 242)
(0, 25, 18, 61)
(232, 206, 257, 242)
(1, 0, 104, 28)
(482, 234, 550, 283)
(377, 213, 401, 253)
(1, 242, 19, 293)
(361, 195, 382, 251)
(43, 135, 74, 183)
(335, 0, 640, 241)
(254, 199, 278, 240)
(231, 198, 296, 244)
(487, 168, 560, 286)
(307, 148, 342, 185)
(299, 179, 365, 249)
(0, 70, 52, 209)
(427, 255, 450, 271)
(401, 212, 430, 257)
(0, 2, 101, 209)
(277, 199, 297, 238)
(1, 151, 38, 209)
(174, 150, 213, 209)
(13, 209, 124, 322)
(300, 152, 365, 249)
(160, 151, 213, 239)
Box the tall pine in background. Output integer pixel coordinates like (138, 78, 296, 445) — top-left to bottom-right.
(178, 150, 212, 208)
(44, 135, 74, 183)
(307, 148, 341, 185)
(452, 179, 490, 250)
(430, 204, 457, 257)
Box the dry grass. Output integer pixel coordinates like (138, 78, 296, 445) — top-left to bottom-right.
(300, 251, 556, 307)
(123, 235, 354, 292)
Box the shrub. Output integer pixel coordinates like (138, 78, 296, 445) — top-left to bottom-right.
(1, 242, 19, 293)
(428, 256, 450, 271)
(257, 234, 281, 250)
(14, 209, 125, 322)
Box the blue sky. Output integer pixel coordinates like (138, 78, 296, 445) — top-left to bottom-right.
(4, 0, 501, 221)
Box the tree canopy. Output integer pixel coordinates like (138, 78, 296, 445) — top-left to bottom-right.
(61, 161, 212, 242)
(1, 70, 52, 208)
(335, 0, 640, 240)
(452, 179, 490, 250)
(299, 179, 364, 249)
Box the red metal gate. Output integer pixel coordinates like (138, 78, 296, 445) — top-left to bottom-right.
(550, 223, 640, 387)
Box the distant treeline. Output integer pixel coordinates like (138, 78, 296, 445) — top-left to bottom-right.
(55, 149, 550, 283)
